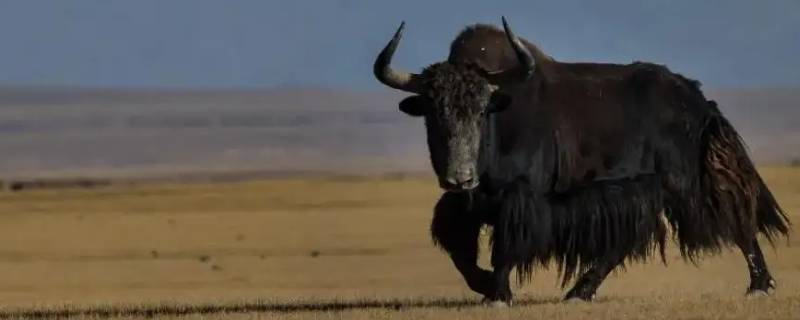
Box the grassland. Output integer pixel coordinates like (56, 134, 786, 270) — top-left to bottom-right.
(0, 167, 798, 319)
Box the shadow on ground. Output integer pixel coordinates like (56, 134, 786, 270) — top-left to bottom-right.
(0, 297, 561, 319)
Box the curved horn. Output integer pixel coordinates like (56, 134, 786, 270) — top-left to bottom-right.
(373, 22, 424, 93)
(501, 16, 536, 77)
(487, 17, 552, 83)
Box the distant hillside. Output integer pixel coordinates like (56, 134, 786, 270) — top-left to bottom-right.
(0, 86, 797, 179)
(707, 88, 800, 164)
(0, 86, 425, 179)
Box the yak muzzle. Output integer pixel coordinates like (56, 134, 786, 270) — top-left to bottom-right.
(440, 167, 479, 191)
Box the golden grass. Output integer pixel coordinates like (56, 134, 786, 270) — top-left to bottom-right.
(0, 168, 798, 319)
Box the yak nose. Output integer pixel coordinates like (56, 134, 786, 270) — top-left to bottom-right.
(444, 167, 478, 190)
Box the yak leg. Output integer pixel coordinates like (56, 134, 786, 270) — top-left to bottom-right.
(431, 192, 493, 297)
(737, 238, 776, 296)
(485, 252, 514, 305)
(563, 255, 623, 302)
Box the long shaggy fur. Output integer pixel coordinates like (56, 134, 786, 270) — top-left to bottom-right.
(631, 65, 790, 260)
(492, 174, 667, 287)
(430, 192, 487, 257)
(664, 111, 791, 259)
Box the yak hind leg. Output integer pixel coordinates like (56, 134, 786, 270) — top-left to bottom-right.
(561, 174, 666, 302)
(431, 192, 493, 297)
(563, 255, 622, 302)
(737, 238, 776, 297)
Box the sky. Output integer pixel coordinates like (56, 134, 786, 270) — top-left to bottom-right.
(0, 0, 798, 89)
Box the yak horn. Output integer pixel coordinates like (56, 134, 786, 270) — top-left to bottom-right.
(502, 16, 536, 77)
(487, 17, 552, 83)
(373, 22, 424, 93)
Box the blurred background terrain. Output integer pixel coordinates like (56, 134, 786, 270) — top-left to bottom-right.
(0, 86, 797, 181)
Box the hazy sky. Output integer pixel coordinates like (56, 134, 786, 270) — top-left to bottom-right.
(0, 0, 797, 89)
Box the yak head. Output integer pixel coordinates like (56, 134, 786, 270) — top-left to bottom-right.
(373, 17, 538, 191)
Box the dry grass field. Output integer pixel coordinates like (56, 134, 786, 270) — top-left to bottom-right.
(0, 167, 798, 319)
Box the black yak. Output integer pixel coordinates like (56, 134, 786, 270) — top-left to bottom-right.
(373, 18, 790, 305)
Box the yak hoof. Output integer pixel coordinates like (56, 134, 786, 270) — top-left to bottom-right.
(745, 289, 771, 299)
(482, 298, 511, 308)
(488, 300, 511, 308)
(563, 297, 591, 304)
(563, 291, 594, 304)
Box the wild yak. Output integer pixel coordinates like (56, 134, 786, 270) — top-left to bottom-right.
(373, 18, 790, 305)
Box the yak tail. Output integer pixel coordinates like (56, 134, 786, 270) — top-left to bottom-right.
(754, 171, 791, 243)
(673, 108, 791, 258)
(705, 112, 790, 242)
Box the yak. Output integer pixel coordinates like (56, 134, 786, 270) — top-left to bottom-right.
(373, 17, 790, 305)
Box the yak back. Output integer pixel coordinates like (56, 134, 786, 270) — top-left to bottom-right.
(484, 62, 710, 194)
(451, 24, 717, 194)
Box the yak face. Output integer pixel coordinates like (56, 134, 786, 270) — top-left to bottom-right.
(373, 18, 534, 191)
(399, 63, 511, 191)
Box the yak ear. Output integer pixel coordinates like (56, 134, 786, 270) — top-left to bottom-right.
(488, 92, 512, 113)
(399, 95, 429, 117)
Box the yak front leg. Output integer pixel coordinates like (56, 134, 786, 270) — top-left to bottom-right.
(431, 192, 493, 297)
(486, 252, 514, 306)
